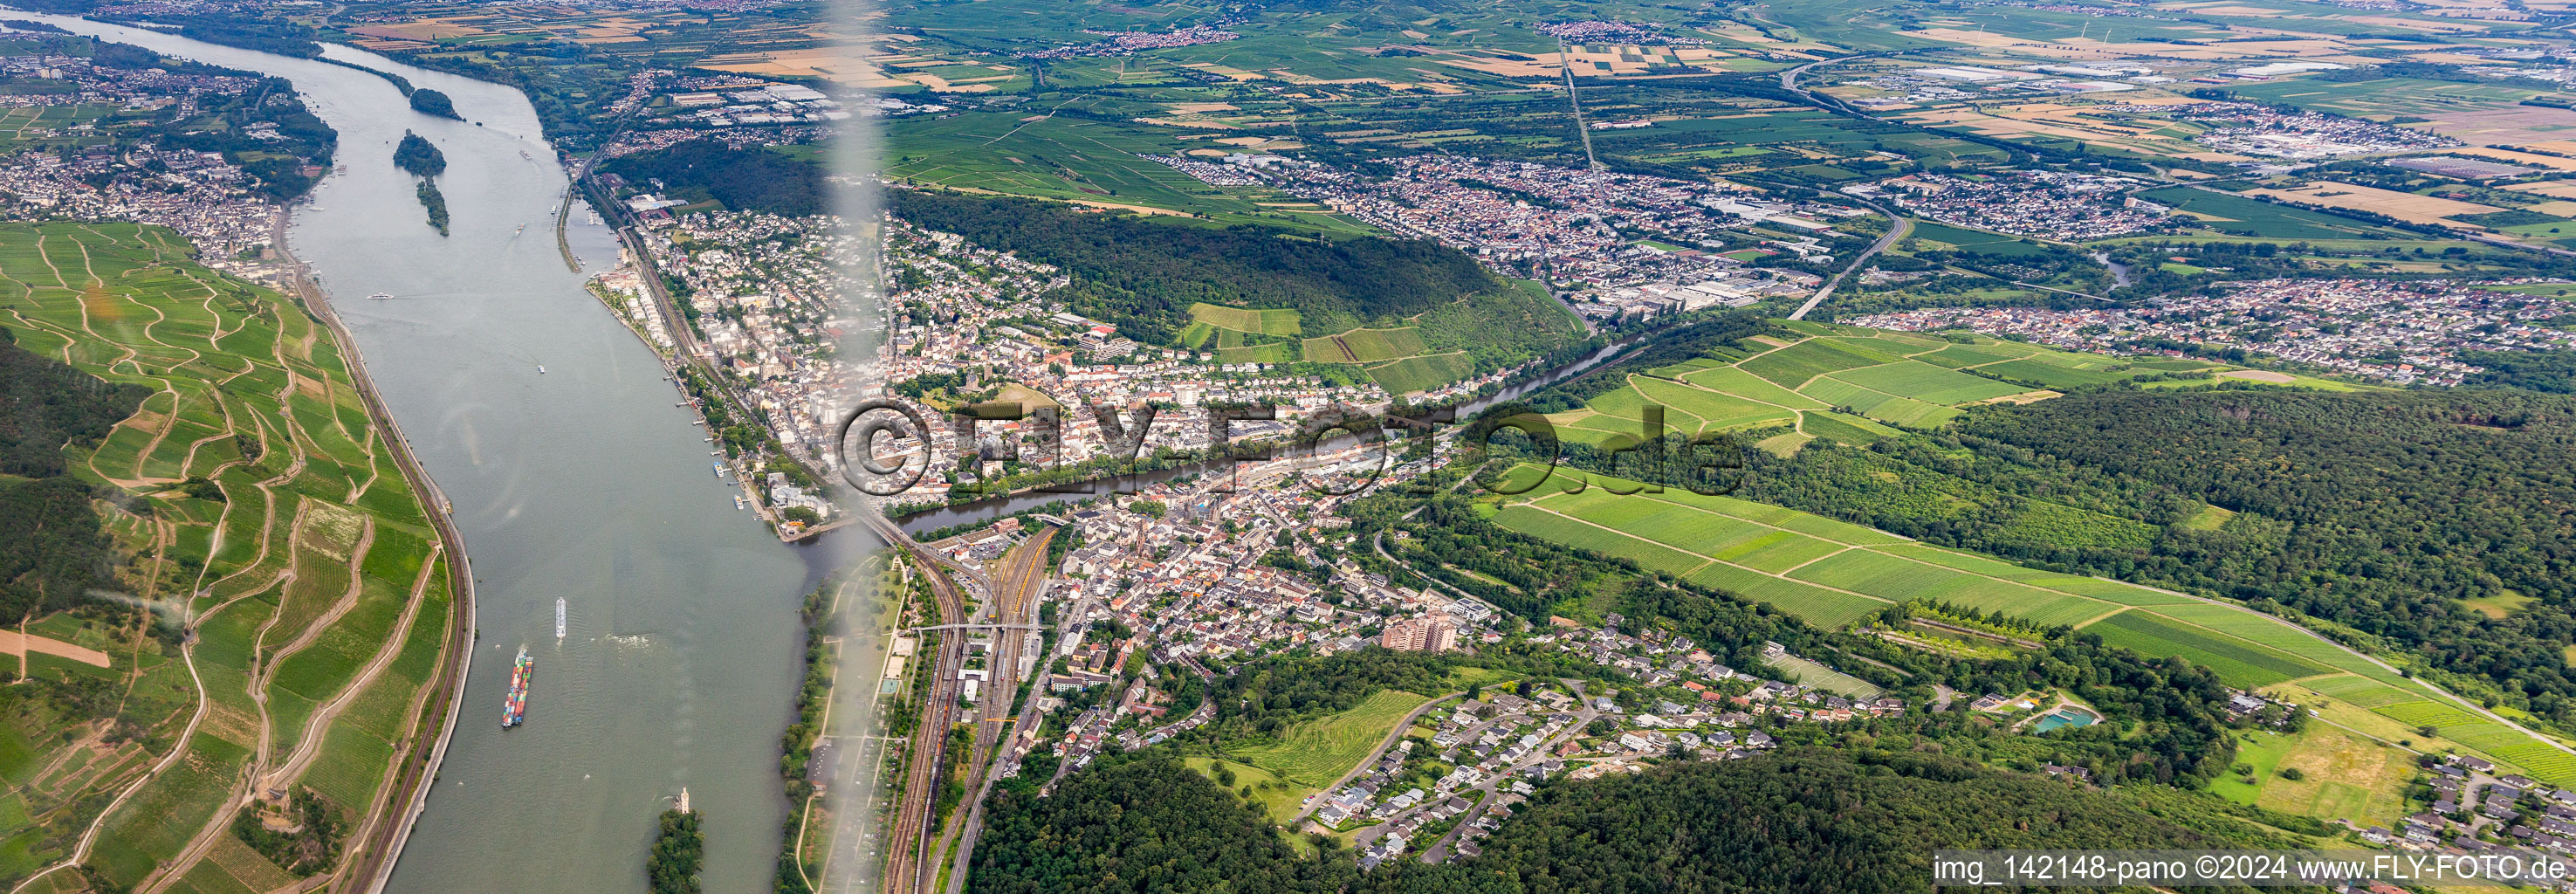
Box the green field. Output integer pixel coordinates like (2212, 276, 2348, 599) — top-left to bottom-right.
(1740, 337, 1907, 388)
(1763, 653, 1885, 699)
(1228, 689, 1435, 794)
(1491, 464, 2421, 698)
(1906, 220, 2050, 257)
(1303, 327, 1427, 363)
(2206, 726, 2415, 829)
(1367, 352, 1475, 395)
(1565, 327, 2153, 444)
(0, 222, 452, 891)
(1217, 342, 1301, 364)
(1192, 302, 1303, 336)
(2137, 187, 2408, 241)
(2084, 611, 2335, 686)
(1185, 757, 1309, 823)
(885, 109, 1377, 235)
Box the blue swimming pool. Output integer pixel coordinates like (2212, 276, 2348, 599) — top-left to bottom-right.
(2032, 709, 2098, 733)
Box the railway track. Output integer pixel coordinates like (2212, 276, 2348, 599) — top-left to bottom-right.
(868, 513, 1054, 894)
(937, 529, 1054, 892)
(877, 527, 966, 894)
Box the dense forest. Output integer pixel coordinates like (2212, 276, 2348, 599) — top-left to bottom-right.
(1933, 389, 2576, 721)
(969, 750, 2311, 894)
(168, 17, 322, 58)
(0, 334, 142, 622)
(888, 190, 1506, 344)
(2462, 348, 2576, 394)
(416, 180, 450, 237)
(0, 332, 147, 478)
(601, 141, 826, 217)
(970, 755, 1358, 894)
(409, 87, 461, 120)
(230, 787, 341, 876)
(393, 131, 446, 178)
(1358, 750, 2313, 894)
(648, 808, 704, 894)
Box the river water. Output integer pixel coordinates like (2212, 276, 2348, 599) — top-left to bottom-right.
(10, 14, 835, 893)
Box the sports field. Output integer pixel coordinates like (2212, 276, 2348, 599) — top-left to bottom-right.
(2207, 726, 2415, 829)
(0, 222, 453, 891)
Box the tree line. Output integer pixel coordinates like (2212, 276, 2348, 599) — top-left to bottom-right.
(887, 190, 1505, 346)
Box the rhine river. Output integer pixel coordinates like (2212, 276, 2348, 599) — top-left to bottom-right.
(9, 14, 838, 893)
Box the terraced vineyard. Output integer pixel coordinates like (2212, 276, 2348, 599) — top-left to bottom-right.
(0, 222, 456, 893)
(1548, 320, 2244, 451)
(1491, 462, 2576, 786)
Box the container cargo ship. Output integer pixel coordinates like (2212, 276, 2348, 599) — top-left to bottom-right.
(502, 646, 532, 728)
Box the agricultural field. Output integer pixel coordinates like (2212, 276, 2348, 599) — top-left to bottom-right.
(1762, 652, 1885, 699)
(1190, 287, 1569, 395)
(1497, 456, 2576, 786)
(1495, 463, 2324, 676)
(1225, 689, 1435, 815)
(1552, 326, 2200, 447)
(1190, 302, 1302, 337)
(1302, 327, 1426, 364)
(884, 110, 1377, 235)
(0, 105, 121, 152)
(2134, 188, 2415, 241)
(0, 223, 452, 892)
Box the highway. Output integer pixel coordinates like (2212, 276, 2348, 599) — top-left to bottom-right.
(1790, 201, 1908, 320)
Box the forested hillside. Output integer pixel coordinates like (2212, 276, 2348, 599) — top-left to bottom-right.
(969, 751, 2313, 894)
(970, 756, 1357, 894)
(1948, 389, 2576, 718)
(603, 141, 826, 216)
(0, 331, 148, 478)
(1713, 387, 2576, 725)
(1358, 750, 2316, 894)
(888, 190, 1506, 344)
(0, 333, 143, 622)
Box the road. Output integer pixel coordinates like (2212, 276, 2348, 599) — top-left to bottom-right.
(1416, 707, 1599, 864)
(1790, 200, 1907, 321)
(1288, 691, 1466, 826)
